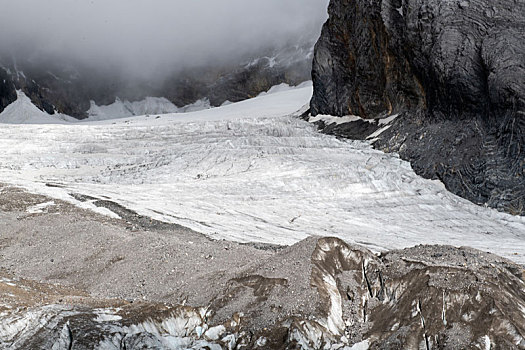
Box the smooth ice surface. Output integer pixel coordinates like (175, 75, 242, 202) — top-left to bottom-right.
(0, 84, 524, 264)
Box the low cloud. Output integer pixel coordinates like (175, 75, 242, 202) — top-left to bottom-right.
(0, 0, 328, 76)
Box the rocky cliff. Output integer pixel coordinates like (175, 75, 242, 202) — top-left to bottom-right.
(0, 68, 16, 112)
(310, 0, 525, 215)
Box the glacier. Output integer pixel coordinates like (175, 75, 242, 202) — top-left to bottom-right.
(0, 84, 524, 264)
(86, 96, 181, 121)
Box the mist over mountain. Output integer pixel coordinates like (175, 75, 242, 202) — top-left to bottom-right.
(0, 0, 329, 118)
(0, 0, 328, 78)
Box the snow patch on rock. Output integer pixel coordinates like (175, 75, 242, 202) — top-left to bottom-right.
(86, 96, 181, 121)
(0, 91, 76, 124)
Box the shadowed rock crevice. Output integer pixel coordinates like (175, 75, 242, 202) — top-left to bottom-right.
(310, 0, 525, 214)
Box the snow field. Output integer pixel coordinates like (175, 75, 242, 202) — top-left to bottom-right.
(0, 84, 524, 264)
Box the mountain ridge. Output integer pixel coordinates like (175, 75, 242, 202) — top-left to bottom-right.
(0, 39, 315, 120)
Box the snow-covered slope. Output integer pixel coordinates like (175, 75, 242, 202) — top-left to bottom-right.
(257, 81, 312, 97)
(0, 84, 312, 124)
(0, 91, 75, 124)
(82, 83, 312, 125)
(85, 83, 309, 121)
(178, 98, 211, 113)
(86, 96, 181, 121)
(0, 84, 524, 264)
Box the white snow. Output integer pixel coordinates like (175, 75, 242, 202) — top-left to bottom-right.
(86, 96, 181, 121)
(0, 84, 524, 265)
(26, 201, 55, 214)
(377, 114, 398, 126)
(179, 98, 211, 113)
(308, 113, 398, 128)
(366, 125, 392, 140)
(483, 335, 491, 350)
(0, 91, 76, 124)
(204, 325, 226, 341)
(347, 340, 370, 350)
(309, 114, 363, 125)
(257, 81, 312, 97)
(94, 312, 122, 323)
(84, 82, 310, 122)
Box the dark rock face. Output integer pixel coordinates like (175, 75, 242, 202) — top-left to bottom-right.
(0, 58, 131, 118)
(207, 44, 314, 106)
(0, 68, 16, 113)
(311, 0, 525, 214)
(310, 0, 425, 118)
(311, 118, 381, 140)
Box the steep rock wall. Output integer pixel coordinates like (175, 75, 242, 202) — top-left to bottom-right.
(311, 0, 525, 214)
(0, 68, 16, 113)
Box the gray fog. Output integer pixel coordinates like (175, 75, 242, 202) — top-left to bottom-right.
(0, 0, 329, 75)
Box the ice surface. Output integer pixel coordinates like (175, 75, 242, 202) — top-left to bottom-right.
(257, 81, 312, 97)
(26, 201, 55, 214)
(0, 84, 524, 264)
(348, 340, 370, 350)
(0, 91, 76, 124)
(178, 98, 211, 113)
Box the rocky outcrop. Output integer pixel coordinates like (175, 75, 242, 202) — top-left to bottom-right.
(2, 237, 524, 349)
(206, 43, 314, 106)
(0, 68, 16, 113)
(310, 0, 525, 215)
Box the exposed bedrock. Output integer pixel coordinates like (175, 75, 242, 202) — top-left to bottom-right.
(0, 68, 16, 113)
(310, 0, 525, 214)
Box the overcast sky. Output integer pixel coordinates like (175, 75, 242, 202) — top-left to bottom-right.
(0, 0, 328, 74)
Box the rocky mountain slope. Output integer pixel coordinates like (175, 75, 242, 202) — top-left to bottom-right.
(0, 39, 314, 119)
(310, 0, 525, 215)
